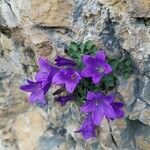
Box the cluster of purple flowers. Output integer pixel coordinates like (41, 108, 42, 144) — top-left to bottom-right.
(20, 50, 124, 140)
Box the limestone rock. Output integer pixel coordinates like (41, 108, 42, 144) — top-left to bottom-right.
(117, 76, 135, 106)
(98, 0, 119, 6)
(0, 33, 13, 51)
(13, 108, 47, 150)
(0, 0, 20, 27)
(0, 0, 150, 149)
(130, 0, 150, 18)
(129, 99, 146, 120)
(139, 108, 150, 126)
(31, 0, 74, 27)
(141, 77, 150, 105)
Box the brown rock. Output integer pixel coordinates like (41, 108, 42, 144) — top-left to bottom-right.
(31, 0, 74, 27)
(136, 136, 150, 150)
(13, 108, 47, 150)
(130, 0, 150, 17)
(98, 0, 119, 6)
(139, 108, 150, 126)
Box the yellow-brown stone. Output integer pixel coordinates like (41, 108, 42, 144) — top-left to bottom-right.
(130, 0, 150, 17)
(31, 0, 74, 27)
(13, 108, 47, 150)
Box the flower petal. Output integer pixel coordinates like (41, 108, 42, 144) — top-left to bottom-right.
(95, 50, 106, 63)
(92, 105, 104, 126)
(80, 101, 95, 113)
(38, 57, 51, 71)
(52, 72, 65, 84)
(81, 67, 97, 77)
(92, 74, 102, 84)
(104, 63, 112, 74)
(65, 82, 77, 93)
(114, 108, 124, 118)
(29, 90, 45, 104)
(113, 102, 124, 108)
(87, 92, 96, 100)
(35, 71, 49, 82)
(55, 56, 76, 66)
(104, 95, 115, 104)
(103, 103, 115, 118)
(82, 55, 97, 67)
(111, 102, 124, 118)
(20, 82, 40, 92)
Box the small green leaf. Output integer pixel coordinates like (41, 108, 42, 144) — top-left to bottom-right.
(109, 59, 119, 70)
(125, 60, 132, 66)
(69, 42, 78, 52)
(124, 66, 132, 72)
(103, 75, 116, 88)
(123, 72, 131, 79)
(84, 40, 95, 50)
(118, 63, 124, 70)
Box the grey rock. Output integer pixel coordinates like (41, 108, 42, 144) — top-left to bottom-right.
(141, 77, 150, 105)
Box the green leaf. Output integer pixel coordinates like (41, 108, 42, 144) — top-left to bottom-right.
(69, 42, 78, 52)
(84, 40, 95, 50)
(123, 72, 131, 79)
(117, 63, 124, 70)
(103, 75, 116, 88)
(109, 59, 119, 70)
(125, 59, 132, 66)
(124, 66, 132, 72)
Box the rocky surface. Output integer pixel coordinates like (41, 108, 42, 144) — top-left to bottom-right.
(0, 0, 150, 149)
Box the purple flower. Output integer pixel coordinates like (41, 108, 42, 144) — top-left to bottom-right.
(52, 68, 82, 93)
(35, 57, 59, 91)
(81, 92, 115, 126)
(111, 102, 124, 119)
(55, 94, 75, 106)
(81, 50, 112, 84)
(55, 56, 76, 67)
(20, 80, 47, 105)
(75, 114, 96, 140)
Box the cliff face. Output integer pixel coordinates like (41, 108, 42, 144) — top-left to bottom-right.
(0, 0, 150, 149)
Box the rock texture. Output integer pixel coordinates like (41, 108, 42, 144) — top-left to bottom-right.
(0, 0, 150, 149)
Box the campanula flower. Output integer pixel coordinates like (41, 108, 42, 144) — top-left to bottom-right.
(55, 56, 76, 67)
(52, 68, 82, 93)
(35, 57, 59, 90)
(81, 50, 112, 84)
(75, 114, 96, 140)
(20, 80, 47, 104)
(81, 92, 115, 126)
(111, 102, 124, 119)
(55, 94, 75, 106)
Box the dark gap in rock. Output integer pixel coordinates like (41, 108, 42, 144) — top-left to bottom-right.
(134, 17, 150, 26)
(107, 119, 118, 148)
(99, 10, 122, 57)
(0, 50, 4, 57)
(67, 134, 77, 148)
(0, 25, 12, 38)
(58, 128, 67, 137)
(24, 47, 35, 59)
(33, 25, 75, 35)
(134, 78, 144, 100)
(22, 63, 28, 74)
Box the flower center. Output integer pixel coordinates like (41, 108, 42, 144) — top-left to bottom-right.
(95, 100, 100, 106)
(71, 74, 77, 80)
(97, 66, 104, 73)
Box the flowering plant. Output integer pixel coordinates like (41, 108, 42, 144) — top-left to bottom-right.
(20, 41, 133, 140)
